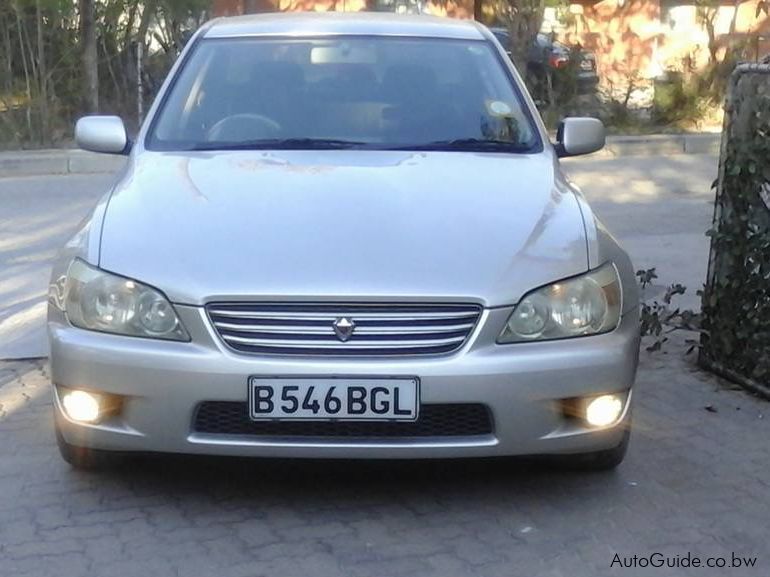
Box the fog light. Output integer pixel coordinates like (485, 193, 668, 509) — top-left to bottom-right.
(585, 394, 623, 427)
(61, 390, 101, 423)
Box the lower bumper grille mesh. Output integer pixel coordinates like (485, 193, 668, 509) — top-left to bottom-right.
(193, 402, 493, 438)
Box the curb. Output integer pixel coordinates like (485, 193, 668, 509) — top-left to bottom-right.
(0, 133, 722, 177)
(596, 133, 721, 158)
(0, 150, 126, 177)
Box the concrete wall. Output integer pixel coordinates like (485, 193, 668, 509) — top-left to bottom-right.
(565, 0, 661, 103)
(562, 0, 770, 101)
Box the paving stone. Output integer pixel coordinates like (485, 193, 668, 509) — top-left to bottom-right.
(0, 333, 768, 577)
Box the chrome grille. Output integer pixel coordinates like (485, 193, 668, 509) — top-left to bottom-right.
(206, 303, 481, 356)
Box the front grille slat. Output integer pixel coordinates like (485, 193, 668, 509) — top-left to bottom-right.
(212, 322, 476, 335)
(207, 302, 481, 356)
(194, 402, 493, 438)
(208, 310, 479, 321)
(220, 334, 467, 348)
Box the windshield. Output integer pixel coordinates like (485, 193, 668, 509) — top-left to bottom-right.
(146, 36, 541, 152)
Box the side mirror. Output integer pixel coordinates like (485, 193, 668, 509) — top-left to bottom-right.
(555, 117, 605, 158)
(75, 116, 130, 155)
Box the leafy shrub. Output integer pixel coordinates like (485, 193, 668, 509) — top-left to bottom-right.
(699, 64, 770, 396)
(637, 268, 699, 353)
(652, 71, 711, 126)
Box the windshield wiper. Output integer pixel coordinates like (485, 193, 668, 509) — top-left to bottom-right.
(389, 138, 533, 153)
(190, 138, 368, 151)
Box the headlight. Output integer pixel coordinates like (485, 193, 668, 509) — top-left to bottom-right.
(62, 259, 189, 341)
(498, 263, 622, 343)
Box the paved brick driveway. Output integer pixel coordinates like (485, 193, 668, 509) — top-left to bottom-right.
(1, 333, 767, 577)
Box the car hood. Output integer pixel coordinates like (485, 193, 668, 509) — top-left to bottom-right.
(100, 150, 589, 307)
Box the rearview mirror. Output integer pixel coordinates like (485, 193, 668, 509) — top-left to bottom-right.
(555, 117, 605, 158)
(75, 116, 129, 155)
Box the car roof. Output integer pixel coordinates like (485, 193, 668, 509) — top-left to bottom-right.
(204, 12, 487, 41)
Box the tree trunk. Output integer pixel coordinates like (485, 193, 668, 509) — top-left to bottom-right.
(137, 0, 158, 49)
(13, 1, 33, 139)
(506, 0, 545, 78)
(2, 12, 13, 94)
(36, 0, 49, 143)
(79, 0, 98, 113)
(705, 12, 718, 64)
(123, 1, 139, 55)
(728, 0, 742, 36)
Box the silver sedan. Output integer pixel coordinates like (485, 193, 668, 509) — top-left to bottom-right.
(48, 13, 640, 470)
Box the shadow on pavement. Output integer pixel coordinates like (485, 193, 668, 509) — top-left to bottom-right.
(86, 452, 625, 501)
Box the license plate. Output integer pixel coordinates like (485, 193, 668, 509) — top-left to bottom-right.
(248, 377, 419, 421)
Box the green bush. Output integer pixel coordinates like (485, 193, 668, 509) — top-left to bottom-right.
(652, 71, 710, 126)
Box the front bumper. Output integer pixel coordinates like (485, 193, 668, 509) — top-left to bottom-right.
(49, 306, 640, 459)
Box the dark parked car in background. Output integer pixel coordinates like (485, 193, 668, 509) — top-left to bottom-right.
(491, 28, 599, 95)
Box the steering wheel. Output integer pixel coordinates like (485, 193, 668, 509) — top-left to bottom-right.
(207, 113, 282, 142)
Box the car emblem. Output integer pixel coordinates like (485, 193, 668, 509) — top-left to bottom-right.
(332, 317, 356, 342)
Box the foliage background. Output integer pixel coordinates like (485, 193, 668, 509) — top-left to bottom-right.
(0, 0, 766, 147)
(0, 0, 209, 148)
